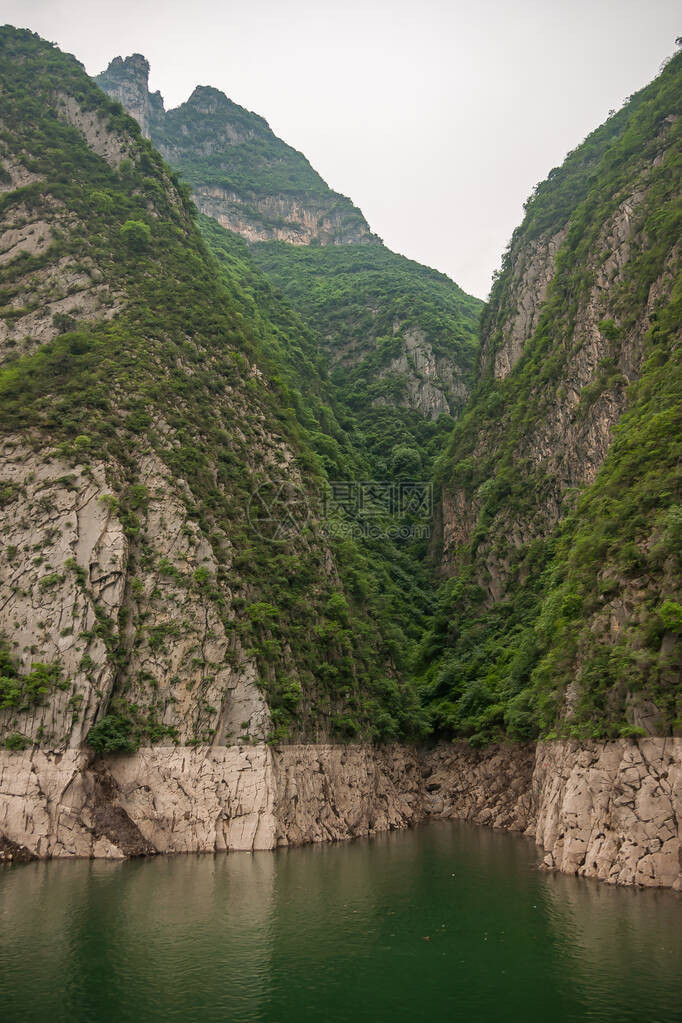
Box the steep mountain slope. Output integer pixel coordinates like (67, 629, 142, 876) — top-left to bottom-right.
(97, 54, 374, 246)
(94, 48, 484, 701)
(0, 27, 426, 752)
(196, 213, 444, 680)
(96, 54, 483, 425)
(418, 50, 681, 743)
(250, 242, 481, 421)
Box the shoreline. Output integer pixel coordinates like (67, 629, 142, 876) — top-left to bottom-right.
(1, 738, 680, 889)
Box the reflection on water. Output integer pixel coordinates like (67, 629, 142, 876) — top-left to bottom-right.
(1, 821, 680, 1023)
(543, 869, 682, 1020)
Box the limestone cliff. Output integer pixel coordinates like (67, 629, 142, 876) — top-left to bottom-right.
(95, 54, 164, 140)
(533, 738, 682, 887)
(2, 738, 680, 890)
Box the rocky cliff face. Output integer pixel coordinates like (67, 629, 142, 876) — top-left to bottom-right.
(372, 326, 470, 419)
(196, 187, 371, 246)
(420, 50, 681, 743)
(533, 738, 682, 888)
(95, 54, 164, 140)
(443, 149, 678, 577)
(2, 738, 680, 889)
(0, 442, 271, 749)
(96, 58, 374, 246)
(479, 225, 569, 382)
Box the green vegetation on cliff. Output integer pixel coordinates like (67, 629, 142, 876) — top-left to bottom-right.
(1, 27, 678, 752)
(95, 52, 483, 427)
(199, 215, 444, 708)
(96, 57, 372, 244)
(251, 240, 481, 426)
(418, 48, 682, 744)
(0, 27, 427, 746)
(94, 50, 486, 723)
(160, 87, 359, 205)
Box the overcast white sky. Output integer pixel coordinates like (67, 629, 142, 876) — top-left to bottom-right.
(2, 0, 679, 297)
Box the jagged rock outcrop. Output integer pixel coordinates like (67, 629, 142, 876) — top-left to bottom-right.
(95, 53, 164, 140)
(1, 738, 680, 889)
(273, 742, 535, 844)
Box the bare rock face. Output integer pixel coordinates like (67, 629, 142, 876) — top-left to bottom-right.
(419, 742, 536, 831)
(0, 746, 276, 858)
(95, 54, 164, 140)
(482, 225, 568, 380)
(0, 443, 127, 747)
(272, 745, 423, 844)
(273, 743, 535, 844)
(532, 738, 682, 889)
(0, 440, 272, 750)
(0, 743, 533, 860)
(0, 747, 276, 858)
(373, 327, 469, 419)
(56, 92, 132, 167)
(2, 738, 677, 889)
(194, 187, 374, 246)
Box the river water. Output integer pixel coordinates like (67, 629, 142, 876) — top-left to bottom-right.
(1, 821, 680, 1022)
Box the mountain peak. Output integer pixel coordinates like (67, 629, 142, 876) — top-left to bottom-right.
(106, 52, 150, 77)
(96, 53, 164, 139)
(97, 57, 375, 245)
(187, 84, 228, 105)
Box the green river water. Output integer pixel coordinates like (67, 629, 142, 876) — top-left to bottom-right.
(1, 821, 680, 1022)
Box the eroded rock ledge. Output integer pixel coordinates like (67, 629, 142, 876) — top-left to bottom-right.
(0, 739, 680, 889)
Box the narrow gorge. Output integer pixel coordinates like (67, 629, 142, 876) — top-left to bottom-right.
(0, 28, 680, 895)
